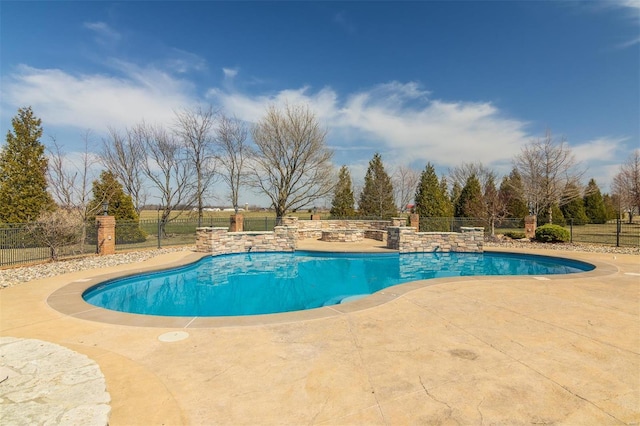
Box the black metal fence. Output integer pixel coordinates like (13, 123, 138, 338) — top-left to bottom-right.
(419, 216, 640, 247)
(0, 223, 97, 267)
(114, 217, 230, 251)
(113, 216, 282, 251)
(2, 216, 638, 268)
(419, 217, 525, 233)
(565, 219, 640, 247)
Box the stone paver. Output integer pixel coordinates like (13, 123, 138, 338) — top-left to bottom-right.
(0, 242, 638, 425)
(0, 337, 110, 425)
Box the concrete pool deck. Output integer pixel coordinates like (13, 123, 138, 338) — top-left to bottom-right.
(1, 241, 639, 425)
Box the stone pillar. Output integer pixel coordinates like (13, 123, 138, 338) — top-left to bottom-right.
(524, 215, 537, 239)
(310, 213, 321, 221)
(281, 216, 299, 227)
(410, 214, 419, 231)
(386, 227, 401, 249)
(229, 214, 244, 232)
(96, 216, 115, 255)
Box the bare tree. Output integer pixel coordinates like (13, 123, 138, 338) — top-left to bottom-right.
(449, 161, 495, 191)
(612, 149, 640, 223)
(137, 122, 196, 232)
(484, 174, 507, 237)
(47, 137, 77, 210)
(393, 165, 420, 213)
(250, 104, 334, 218)
(46, 131, 102, 252)
(215, 114, 251, 211)
(513, 131, 585, 224)
(101, 126, 148, 213)
(352, 180, 364, 210)
(28, 209, 82, 261)
(173, 105, 218, 226)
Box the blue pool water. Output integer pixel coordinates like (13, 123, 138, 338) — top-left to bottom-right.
(83, 251, 594, 317)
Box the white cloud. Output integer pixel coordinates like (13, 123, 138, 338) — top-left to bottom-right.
(2, 63, 196, 131)
(617, 36, 640, 49)
(207, 84, 340, 124)
(164, 48, 207, 74)
(223, 68, 238, 79)
(582, 0, 639, 49)
(1, 63, 627, 191)
(83, 21, 121, 45)
(208, 81, 530, 175)
(616, 0, 640, 10)
(572, 137, 626, 163)
(596, 164, 626, 193)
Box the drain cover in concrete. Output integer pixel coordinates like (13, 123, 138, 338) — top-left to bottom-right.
(0, 336, 111, 425)
(158, 331, 189, 342)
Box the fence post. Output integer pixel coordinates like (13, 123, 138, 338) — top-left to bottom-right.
(570, 218, 573, 243)
(616, 218, 621, 247)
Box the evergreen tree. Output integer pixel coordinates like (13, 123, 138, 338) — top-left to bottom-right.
(499, 168, 529, 219)
(414, 163, 451, 231)
(439, 176, 454, 216)
(414, 163, 451, 216)
(0, 107, 54, 223)
(450, 181, 462, 210)
(560, 183, 589, 225)
(330, 165, 356, 217)
(561, 198, 589, 225)
(88, 171, 146, 243)
(455, 174, 485, 218)
(539, 204, 566, 226)
(358, 153, 396, 218)
(602, 194, 618, 221)
(553, 204, 567, 226)
(583, 179, 607, 224)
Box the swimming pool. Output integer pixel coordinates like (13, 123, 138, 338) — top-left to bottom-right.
(82, 251, 594, 317)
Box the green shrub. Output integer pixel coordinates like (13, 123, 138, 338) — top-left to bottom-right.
(503, 231, 526, 240)
(535, 224, 570, 243)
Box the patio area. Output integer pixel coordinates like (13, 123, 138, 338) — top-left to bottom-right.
(1, 241, 638, 425)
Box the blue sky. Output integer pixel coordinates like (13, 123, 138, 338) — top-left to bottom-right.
(1, 1, 638, 206)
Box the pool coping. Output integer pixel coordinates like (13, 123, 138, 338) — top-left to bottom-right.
(46, 248, 619, 328)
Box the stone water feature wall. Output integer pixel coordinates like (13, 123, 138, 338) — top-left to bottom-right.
(196, 226, 297, 255)
(196, 219, 483, 254)
(289, 217, 395, 241)
(320, 229, 364, 242)
(387, 226, 484, 253)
